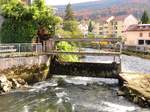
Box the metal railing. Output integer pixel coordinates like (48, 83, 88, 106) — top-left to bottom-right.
(0, 43, 43, 57)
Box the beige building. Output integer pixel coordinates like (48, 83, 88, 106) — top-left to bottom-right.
(79, 23, 88, 35)
(99, 16, 124, 37)
(125, 24, 150, 47)
(93, 22, 100, 35)
(124, 15, 139, 30)
(99, 15, 138, 38)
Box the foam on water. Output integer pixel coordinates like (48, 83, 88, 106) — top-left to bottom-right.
(102, 101, 137, 112)
(57, 76, 118, 85)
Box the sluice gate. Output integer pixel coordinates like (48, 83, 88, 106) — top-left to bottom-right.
(47, 37, 122, 78)
(49, 56, 121, 78)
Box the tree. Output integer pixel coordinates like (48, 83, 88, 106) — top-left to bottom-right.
(31, 0, 62, 36)
(62, 3, 83, 38)
(88, 20, 93, 32)
(64, 3, 74, 21)
(63, 20, 78, 32)
(0, 0, 61, 43)
(141, 10, 149, 24)
(0, 0, 35, 43)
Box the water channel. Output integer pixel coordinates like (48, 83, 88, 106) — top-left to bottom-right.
(0, 50, 150, 112)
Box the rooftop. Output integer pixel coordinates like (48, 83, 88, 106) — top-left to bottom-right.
(126, 24, 150, 31)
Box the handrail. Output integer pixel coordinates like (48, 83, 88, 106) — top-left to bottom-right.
(49, 38, 122, 42)
(47, 51, 121, 56)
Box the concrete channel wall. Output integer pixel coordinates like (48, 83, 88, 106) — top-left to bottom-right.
(0, 55, 51, 83)
(0, 55, 49, 71)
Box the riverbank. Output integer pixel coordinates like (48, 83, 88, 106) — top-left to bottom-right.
(123, 50, 150, 60)
(119, 73, 150, 107)
(0, 54, 51, 93)
(1, 76, 149, 112)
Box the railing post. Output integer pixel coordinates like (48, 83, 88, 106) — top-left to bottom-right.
(18, 44, 21, 54)
(35, 43, 37, 53)
(98, 42, 101, 53)
(79, 42, 81, 53)
(120, 42, 122, 54)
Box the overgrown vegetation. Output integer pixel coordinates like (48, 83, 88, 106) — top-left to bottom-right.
(56, 41, 79, 62)
(0, 1, 82, 62)
(0, 0, 61, 43)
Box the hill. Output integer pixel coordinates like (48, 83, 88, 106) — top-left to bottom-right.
(54, 0, 150, 20)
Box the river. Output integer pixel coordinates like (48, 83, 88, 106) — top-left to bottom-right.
(0, 51, 150, 112)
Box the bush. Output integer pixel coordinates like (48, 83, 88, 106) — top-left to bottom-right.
(0, 19, 37, 43)
(56, 41, 79, 62)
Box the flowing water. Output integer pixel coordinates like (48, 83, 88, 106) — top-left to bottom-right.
(0, 49, 150, 112)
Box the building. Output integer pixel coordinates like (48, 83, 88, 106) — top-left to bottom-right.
(99, 16, 124, 37)
(79, 20, 89, 35)
(123, 14, 139, 30)
(125, 24, 150, 47)
(93, 22, 100, 35)
(99, 15, 138, 38)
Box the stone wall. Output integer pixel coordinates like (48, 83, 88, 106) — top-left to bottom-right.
(0, 55, 51, 93)
(0, 55, 49, 71)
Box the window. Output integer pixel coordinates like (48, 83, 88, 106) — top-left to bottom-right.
(138, 40, 144, 45)
(139, 33, 143, 37)
(145, 40, 150, 45)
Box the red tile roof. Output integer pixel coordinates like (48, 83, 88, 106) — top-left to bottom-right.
(126, 24, 150, 31)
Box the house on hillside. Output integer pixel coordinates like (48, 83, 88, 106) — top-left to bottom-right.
(99, 14, 139, 38)
(124, 14, 139, 30)
(125, 24, 150, 49)
(92, 22, 100, 35)
(79, 20, 89, 36)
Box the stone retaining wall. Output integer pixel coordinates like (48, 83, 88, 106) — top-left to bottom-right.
(0, 55, 49, 71)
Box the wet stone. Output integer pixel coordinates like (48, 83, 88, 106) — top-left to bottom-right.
(0, 75, 12, 92)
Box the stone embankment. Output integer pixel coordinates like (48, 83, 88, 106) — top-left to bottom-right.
(118, 73, 150, 107)
(0, 55, 51, 94)
(0, 75, 27, 93)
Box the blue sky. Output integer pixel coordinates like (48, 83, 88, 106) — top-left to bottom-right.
(46, 0, 97, 5)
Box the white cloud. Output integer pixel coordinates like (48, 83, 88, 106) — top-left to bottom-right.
(46, 0, 98, 5)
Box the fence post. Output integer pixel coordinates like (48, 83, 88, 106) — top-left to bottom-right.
(36, 43, 38, 53)
(120, 42, 122, 54)
(18, 44, 21, 54)
(98, 42, 101, 53)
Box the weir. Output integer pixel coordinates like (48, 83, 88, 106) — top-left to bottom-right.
(47, 37, 122, 79)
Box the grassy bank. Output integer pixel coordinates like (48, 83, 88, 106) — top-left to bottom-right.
(123, 50, 150, 60)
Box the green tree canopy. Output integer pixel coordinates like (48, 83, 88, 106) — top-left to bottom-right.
(61, 3, 83, 38)
(141, 10, 149, 24)
(63, 20, 79, 32)
(64, 3, 74, 21)
(0, 0, 61, 43)
(88, 20, 94, 32)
